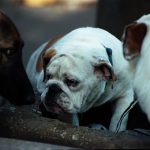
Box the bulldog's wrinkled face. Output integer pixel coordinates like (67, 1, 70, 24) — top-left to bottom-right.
(40, 48, 115, 115)
(41, 54, 99, 114)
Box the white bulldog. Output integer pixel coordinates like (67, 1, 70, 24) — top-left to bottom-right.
(27, 27, 133, 132)
(122, 14, 150, 123)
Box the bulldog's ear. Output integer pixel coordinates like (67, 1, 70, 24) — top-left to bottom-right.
(0, 11, 24, 50)
(94, 62, 116, 81)
(122, 23, 147, 60)
(43, 49, 56, 81)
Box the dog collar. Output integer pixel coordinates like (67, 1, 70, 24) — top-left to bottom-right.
(105, 47, 113, 66)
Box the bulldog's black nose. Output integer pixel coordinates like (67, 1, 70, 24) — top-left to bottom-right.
(48, 84, 62, 94)
(45, 83, 62, 103)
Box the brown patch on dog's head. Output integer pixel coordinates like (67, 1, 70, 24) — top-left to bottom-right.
(36, 35, 63, 72)
(43, 49, 57, 81)
(0, 10, 24, 64)
(43, 49, 56, 59)
(122, 23, 147, 60)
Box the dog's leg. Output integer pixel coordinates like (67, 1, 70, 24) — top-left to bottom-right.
(71, 114, 79, 126)
(109, 89, 134, 132)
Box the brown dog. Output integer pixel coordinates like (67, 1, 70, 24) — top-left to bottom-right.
(0, 10, 35, 105)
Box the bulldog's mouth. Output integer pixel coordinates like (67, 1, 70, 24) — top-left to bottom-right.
(44, 100, 64, 114)
(39, 101, 73, 124)
(39, 101, 65, 119)
(40, 84, 72, 117)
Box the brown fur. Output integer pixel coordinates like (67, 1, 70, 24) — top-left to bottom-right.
(36, 35, 63, 72)
(43, 49, 56, 60)
(123, 23, 147, 59)
(0, 53, 8, 64)
(0, 10, 35, 105)
(0, 11, 23, 65)
(0, 11, 22, 49)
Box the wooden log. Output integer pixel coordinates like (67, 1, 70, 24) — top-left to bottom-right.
(0, 105, 150, 149)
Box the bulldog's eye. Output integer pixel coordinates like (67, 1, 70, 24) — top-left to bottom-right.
(65, 78, 79, 87)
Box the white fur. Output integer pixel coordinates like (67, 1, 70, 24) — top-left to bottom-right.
(129, 14, 150, 122)
(26, 27, 133, 132)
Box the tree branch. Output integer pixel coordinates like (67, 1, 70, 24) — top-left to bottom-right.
(0, 105, 150, 149)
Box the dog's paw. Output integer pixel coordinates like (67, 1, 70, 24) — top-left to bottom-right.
(88, 123, 108, 131)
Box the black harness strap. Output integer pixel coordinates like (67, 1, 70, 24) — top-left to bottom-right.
(105, 47, 113, 66)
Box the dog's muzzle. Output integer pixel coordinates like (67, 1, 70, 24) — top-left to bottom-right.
(42, 83, 64, 115)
